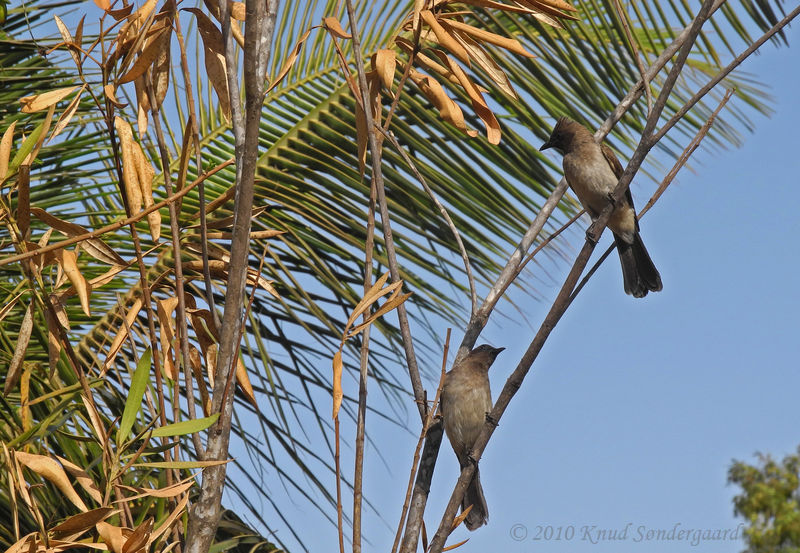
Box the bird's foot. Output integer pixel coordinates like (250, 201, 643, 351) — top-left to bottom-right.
(585, 224, 599, 245)
(485, 412, 498, 428)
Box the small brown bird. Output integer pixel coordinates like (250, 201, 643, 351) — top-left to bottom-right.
(441, 344, 504, 531)
(540, 117, 662, 298)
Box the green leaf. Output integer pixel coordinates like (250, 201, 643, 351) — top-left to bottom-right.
(151, 414, 220, 438)
(7, 121, 44, 176)
(117, 348, 151, 447)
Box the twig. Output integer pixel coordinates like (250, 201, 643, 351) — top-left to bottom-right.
(145, 77, 205, 460)
(172, 5, 219, 329)
(650, 4, 800, 147)
(380, 127, 478, 316)
(0, 160, 234, 267)
(392, 328, 452, 553)
(598, 0, 728, 136)
(352, 165, 378, 553)
(343, 0, 427, 423)
(642, 89, 733, 217)
(612, 0, 652, 114)
(512, 209, 585, 288)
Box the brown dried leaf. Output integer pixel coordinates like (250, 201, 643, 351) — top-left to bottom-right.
(157, 297, 179, 380)
(457, 0, 545, 14)
(103, 298, 143, 372)
(49, 84, 87, 142)
(235, 355, 257, 408)
(323, 16, 351, 39)
(118, 25, 171, 85)
(131, 141, 159, 241)
(443, 538, 470, 551)
(450, 30, 517, 98)
(20, 86, 78, 113)
(108, 4, 134, 19)
(409, 69, 473, 134)
(93, 0, 111, 11)
(15, 452, 89, 512)
(3, 533, 37, 553)
(44, 304, 62, 370)
(104, 84, 127, 108)
(119, 475, 195, 502)
(332, 350, 343, 419)
(373, 49, 396, 90)
(31, 207, 125, 265)
(229, 1, 245, 20)
(50, 293, 71, 330)
(355, 97, 368, 177)
(151, 31, 171, 109)
(55, 248, 91, 317)
(56, 455, 103, 505)
(146, 492, 188, 546)
(122, 518, 152, 553)
(96, 521, 125, 553)
(266, 28, 312, 94)
(54, 15, 81, 68)
(517, 0, 579, 18)
(420, 10, 469, 65)
(0, 120, 16, 182)
(52, 508, 115, 534)
(134, 77, 150, 134)
(472, 98, 501, 144)
(186, 8, 231, 120)
(5, 301, 33, 394)
(114, 117, 142, 215)
(130, 0, 158, 27)
(189, 345, 211, 416)
(441, 17, 534, 57)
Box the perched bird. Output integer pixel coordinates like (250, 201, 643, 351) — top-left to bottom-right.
(540, 117, 663, 298)
(441, 344, 505, 531)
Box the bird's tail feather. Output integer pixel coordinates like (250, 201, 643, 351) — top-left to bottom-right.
(462, 466, 488, 531)
(615, 233, 662, 298)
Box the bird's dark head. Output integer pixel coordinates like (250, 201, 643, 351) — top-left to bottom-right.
(539, 116, 584, 154)
(470, 344, 505, 366)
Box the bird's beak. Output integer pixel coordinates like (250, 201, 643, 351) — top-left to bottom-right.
(539, 141, 551, 152)
(491, 346, 505, 356)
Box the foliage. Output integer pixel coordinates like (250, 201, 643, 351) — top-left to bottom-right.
(730, 448, 800, 553)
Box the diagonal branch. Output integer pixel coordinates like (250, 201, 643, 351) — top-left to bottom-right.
(427, 0, 722, 549)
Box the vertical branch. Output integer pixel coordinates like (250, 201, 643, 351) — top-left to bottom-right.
(352, 180, 378, 553)
(343, 0, 427, 423)
(185, 0, 279, 552)
(144, 78, 205, 459)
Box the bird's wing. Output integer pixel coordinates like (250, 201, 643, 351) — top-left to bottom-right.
(601, 141, 638, 224)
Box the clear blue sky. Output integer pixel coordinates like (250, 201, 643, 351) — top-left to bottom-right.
(281, 20, 800, 553)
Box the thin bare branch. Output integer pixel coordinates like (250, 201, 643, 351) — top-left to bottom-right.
(353, 174, 378, 553)
(395, 332, 449, 553)
(343, 0, 427, 424)
(650, 4, 800, 147)
(612, 0, 652, 114)
(0, 160, 234, 268)
(381, 128, 478, 315)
